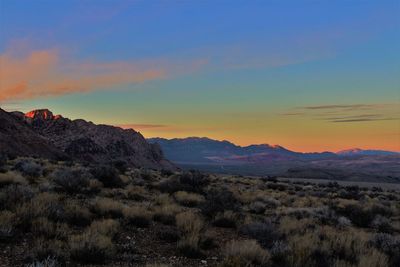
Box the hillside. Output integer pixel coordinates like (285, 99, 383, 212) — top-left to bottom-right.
(1, 108, 175, 170)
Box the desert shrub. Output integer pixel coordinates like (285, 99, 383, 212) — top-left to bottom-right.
(337, 216, 352, 228)
(123, 206, 152, 227)
(64, 201, 92, 227)
(31, 217, 69, 240)
(370, 233, 400, 267)
(176, 211, 204, 258)
(92, 197, 124, 218)
(157, 226, 180, 242)
(267, 182, 288, 191)
(222, 239, 270, 266)
(14, 159, 43, 178)
(176, 211, 204, 236)
(270, 240, 291, 266)
(161, 169, 174, 177)
(335, 204, 392, 228)
(91, 165, 123, 188)
(153, 203, 181, 225)
(88, 178, 103, 193)
(30, 238, 67, 264)
(358, 249, 389, 267)
(285, 227, 390, 267)
(69, 229, 115, 264)
(157, 177, 185, 194)
(370, 215, 394, 233)
(199, 231, 218, 250)
(0, 184, 34, 210)
(249, 201, 266, 214)
(174, 191, 205, 207)
(0, 210, 16, 241)
(213, 211, 238, 228)
(0, 171, 27, 188)
(89, 219, 120, 238)
(158, 170, 209, 194)
(177, 235, 204, 258)
(178, 170, 209, 189)
(52, 168, 91, 194)
(26, 256, 59, 267)
(15, 193, 63, 230)
(240, 221, 281, 249)
(254, 195, 281, 209)
(201, 188, 239, 218)
(125, 185, 147, 201)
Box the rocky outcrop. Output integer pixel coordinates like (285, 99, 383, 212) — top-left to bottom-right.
(0, 108, 175, 170)
(0, 108, 66, 159)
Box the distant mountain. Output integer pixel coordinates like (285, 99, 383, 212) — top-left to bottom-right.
(148, 137, 400, 182)
(337, 148, 400, 157)
(1, 108, 175, 170)
(148, 137, 336, 164)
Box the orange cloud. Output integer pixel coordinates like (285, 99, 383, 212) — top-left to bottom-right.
(0, 48, 167, 102)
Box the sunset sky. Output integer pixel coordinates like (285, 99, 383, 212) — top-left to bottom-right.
(0, 0, 399, 152)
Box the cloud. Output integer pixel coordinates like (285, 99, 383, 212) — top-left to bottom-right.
(0, 46, 206, 102)
(301, 104, 390, 111)
(281, 103, 399, 123)
(118, 124, 169, 130)
(323, 114, 398, 123)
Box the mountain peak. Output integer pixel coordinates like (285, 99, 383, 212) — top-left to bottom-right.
(25, 109, 62, 120)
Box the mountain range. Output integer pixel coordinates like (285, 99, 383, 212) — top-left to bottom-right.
(0, 108, 175, 170)
(1, 108, 399, 183)
(149, 137, 400, 183)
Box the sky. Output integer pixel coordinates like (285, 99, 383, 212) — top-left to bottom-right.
(0, 0, 399, 152)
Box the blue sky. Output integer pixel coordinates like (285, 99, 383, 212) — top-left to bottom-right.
(0, 0, 399, 151)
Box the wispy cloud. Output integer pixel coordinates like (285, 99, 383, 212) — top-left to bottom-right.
(0, 45, 207, 102)
(281, 103, 400, 123)
(301, 104, 391, 111)
(118, 124, 169, 130)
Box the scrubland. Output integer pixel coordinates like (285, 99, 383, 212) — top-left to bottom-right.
(0, 157, 399, 267)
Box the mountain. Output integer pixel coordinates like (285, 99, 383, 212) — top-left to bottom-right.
(1, 108, 175, 170)
(149, 137, 400, 182)
(0, 108, 65, 159)
(148, 137, 336, 164)
(337, 148, 400, 157)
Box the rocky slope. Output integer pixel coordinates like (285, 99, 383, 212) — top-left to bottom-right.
(0, 108, 65, 159)
(1, 108, 175, 170)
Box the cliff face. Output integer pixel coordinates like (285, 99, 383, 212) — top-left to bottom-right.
(0, 108, 175, 170)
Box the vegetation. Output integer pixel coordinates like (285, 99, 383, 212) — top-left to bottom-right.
(0, 157, 399, 266)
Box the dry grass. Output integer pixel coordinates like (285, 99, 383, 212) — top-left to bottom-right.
(92, 197, 124, 218)
(176, 211, 204, 257)
(123, 205, 152, 227)
(153, 203, 181, 225)
(223, 239, 270, 266)
(0, 210, 16, 239)
(89, 219, 120, 238)
(1, 157, 399, 266)
(31, 217, 69, 240)
(174, 191, 205, 207)
(0, 171, 27, 187)
(69, 228, 115, 264)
